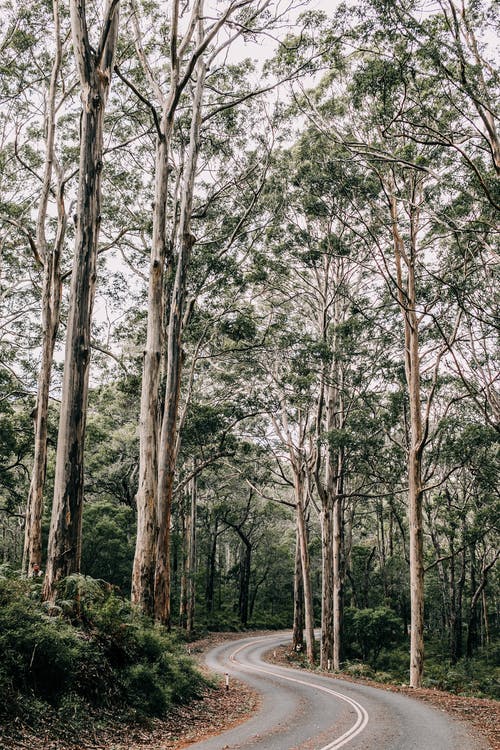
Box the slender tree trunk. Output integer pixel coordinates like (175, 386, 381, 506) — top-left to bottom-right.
(292, 529, 304, 652)
(23, 0, 65, 576)
(179, 499, 188, 628)
(320, 504, 334, 668)
(466, 549, 499, 657)
(43, 0, 119, 601)
(295, 471, 315, 664)
(331, 362, 345, 670)
(154, 50, 205, 626)
(467, 550, 478, 657)
(408, 422, 424, 686)
(333, 459, 344, 670)
(24, 250, 63, 575)
(481, 589, 489, 647)
(186, 469, 197, 635)
(131, 107, 174, 614)
(314, 271, 346, 672)
(205, 518, 218, 615)
(238, 539, 251, 626)
(390, 187, 425, 687)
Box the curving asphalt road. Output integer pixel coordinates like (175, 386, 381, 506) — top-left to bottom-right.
(187, 632, 488, 750)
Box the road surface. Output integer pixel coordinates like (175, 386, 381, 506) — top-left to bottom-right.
(187, 632, 488, 750)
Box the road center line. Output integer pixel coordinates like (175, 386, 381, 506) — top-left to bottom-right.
(228, 638, 369, 750)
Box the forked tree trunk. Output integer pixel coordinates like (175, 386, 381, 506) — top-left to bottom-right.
(43, 0, 119, 601)
(131, 0, 268, 619)
(131, 108, 174, 615)
(24, 252, 63, 575)
(23, 0, 65, 576)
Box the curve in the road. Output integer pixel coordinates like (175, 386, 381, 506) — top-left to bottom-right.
(229, 638, 369, 750)
(189, 631, 489, 750)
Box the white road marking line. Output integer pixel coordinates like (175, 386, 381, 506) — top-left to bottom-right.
(228, 638, 369, 750)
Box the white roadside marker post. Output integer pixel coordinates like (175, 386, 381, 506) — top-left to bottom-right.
(225, 673, 229, 691)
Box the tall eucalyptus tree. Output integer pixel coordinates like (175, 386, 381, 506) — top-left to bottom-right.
(129, 0, 283, 623)
(43, 0, 120, 599)
(22, 0, 70, 577)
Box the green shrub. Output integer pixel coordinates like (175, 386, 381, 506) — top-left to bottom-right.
(121, 663, 171, 716)
(424, 656, 500, 698)
(342, 661, 375, 679)
(0, 578, 99, 710)
(344, 606, 404, 665)
(0, 575, 206, 732)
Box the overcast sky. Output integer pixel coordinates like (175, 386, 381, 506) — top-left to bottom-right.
(227, 0, 338, 65)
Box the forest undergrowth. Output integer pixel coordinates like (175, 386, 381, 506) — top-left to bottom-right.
(0, 574, 209, 747)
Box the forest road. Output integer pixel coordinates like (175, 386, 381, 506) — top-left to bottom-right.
(186, 632, 489, 750)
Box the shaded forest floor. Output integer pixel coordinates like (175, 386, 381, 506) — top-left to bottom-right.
(2, 632, 498, 750)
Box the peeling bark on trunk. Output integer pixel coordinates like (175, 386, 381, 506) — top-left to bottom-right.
(24, 250, 63, 575)
(333, 459, 344, 670)
(131, 113, 173, 615)
(315, 276, 346, 672)
(320, 504, 334, 668)
(131, 0, 267, 620)
(43, 0, 119, 601)
(295, 470, 315, 664)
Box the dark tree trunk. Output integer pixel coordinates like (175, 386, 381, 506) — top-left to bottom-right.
(186, 470, 197, 635)
(292, 529, 304, 652)
(206, 518, 218, 615)
(238, 539, 251, 626)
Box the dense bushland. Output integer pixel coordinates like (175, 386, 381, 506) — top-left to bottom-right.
(0, 571, 205, 734)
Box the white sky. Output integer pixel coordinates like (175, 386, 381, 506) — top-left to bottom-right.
(228, 0, 338, 64)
